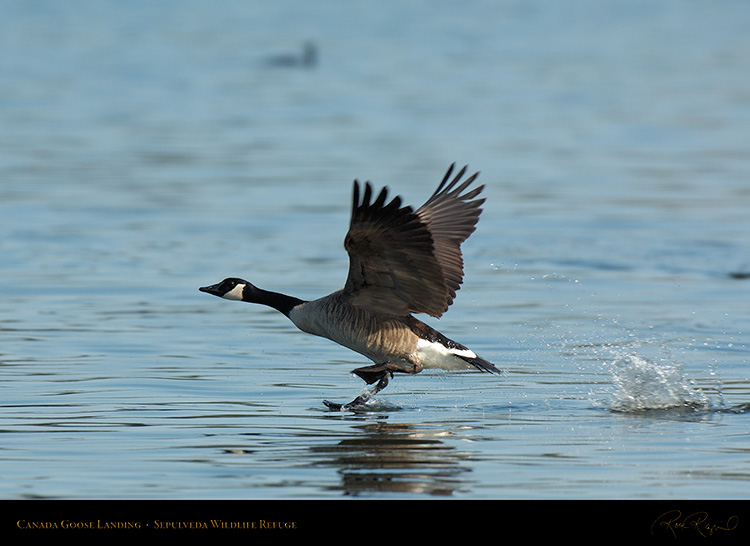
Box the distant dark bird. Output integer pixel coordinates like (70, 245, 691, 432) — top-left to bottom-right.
(200, 164, 500, 410)
(264, 41, 317, 68)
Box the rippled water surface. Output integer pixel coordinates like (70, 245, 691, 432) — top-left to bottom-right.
(2, 0, 750, 500)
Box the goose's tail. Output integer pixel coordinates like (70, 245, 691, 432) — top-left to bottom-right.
(457, 353, 503, 375)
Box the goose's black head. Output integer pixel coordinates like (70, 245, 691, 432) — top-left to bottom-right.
(199, 278, 252, 301)
(200, 278, 305, 315)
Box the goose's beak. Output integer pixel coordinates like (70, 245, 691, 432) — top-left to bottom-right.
(199, 284, 222, 297)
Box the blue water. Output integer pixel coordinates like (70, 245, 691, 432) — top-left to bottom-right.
(1, 0, 749, 500)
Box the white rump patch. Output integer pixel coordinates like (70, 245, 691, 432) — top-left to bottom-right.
(416, 338, 477, 370)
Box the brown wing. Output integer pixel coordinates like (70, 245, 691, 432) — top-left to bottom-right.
(415, 163, 485, 312)
(342, 164, 484, 318)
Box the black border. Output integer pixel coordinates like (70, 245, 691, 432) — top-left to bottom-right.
(2, 500, 748, 541)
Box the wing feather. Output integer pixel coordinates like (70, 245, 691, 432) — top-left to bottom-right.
(342, 164, 484, 317)
(416, 163, 485, 310)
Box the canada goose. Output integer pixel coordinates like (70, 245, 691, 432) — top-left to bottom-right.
(200, 164, 501, 410)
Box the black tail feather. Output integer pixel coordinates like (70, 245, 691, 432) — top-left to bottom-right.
(457, 354, 503, 375)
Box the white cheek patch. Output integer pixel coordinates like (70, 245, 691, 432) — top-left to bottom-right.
(223, 284, 246, 301)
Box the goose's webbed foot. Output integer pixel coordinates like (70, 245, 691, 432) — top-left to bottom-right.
(323, 361, 424, 411)
(323, 369, 390, 411)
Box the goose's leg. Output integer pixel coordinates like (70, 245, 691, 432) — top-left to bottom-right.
(352, 361, 423, 383)
(323, 373, 389, 411)
(323, 362, 422, 411)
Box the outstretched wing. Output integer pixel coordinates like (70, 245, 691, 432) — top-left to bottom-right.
(342, 164, 484, 318)
(415, 163, 485, 312)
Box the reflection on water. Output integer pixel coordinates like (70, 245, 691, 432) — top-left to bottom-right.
(310, 422, 472, 496)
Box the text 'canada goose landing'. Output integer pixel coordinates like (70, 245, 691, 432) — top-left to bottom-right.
(200, 164, 501, 410)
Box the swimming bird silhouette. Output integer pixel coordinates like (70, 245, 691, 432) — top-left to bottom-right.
(200, 164, 500, 410)
(264, 41, 317, 68)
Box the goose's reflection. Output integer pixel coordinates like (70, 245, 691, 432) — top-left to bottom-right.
(310, 419, 474, 496)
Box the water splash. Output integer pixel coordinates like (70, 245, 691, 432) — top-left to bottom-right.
(608, 351, 711, 413)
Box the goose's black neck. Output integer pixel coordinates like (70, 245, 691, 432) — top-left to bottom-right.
(246, 286, 305, 317)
